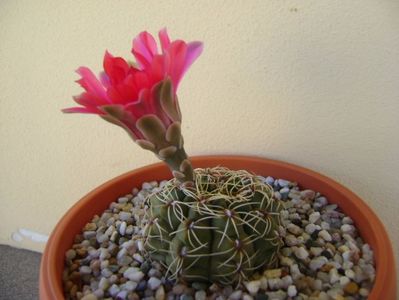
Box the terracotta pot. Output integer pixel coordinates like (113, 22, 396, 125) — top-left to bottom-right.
(40, 155, 396, 299)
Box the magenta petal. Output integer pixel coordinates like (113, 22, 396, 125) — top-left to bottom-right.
(76, 67, 110, 101)
(183, 42, 203, 75)
(158, 27, 171, 53)
(132, 31, 158, 68)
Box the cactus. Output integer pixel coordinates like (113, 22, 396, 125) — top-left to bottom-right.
(144, 167, 283, 285)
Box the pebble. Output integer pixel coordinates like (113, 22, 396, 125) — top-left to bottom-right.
(309, 256, 328, 271)
(194, 290, 206, 300)
(287, 285, 297, 297)
(287, 223, 303, 235)
(294, 247, 309, 260)
(263, 268, 282, 279)
(309, 212, 321, 224)
(318, 230, 332, 242)
(148, 277, 162, 290)
(244, 280, 261, 295)
(228, 290, 242, 300)
(343, 281, 359, 295)
(81, 294, 98, 300)
(155, 286, 165, 300)
(123, 267, 145, 282)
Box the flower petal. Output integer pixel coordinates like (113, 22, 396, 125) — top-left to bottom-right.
(132, 31, 158, 68)
(76, 67, 109, 101)
(158, 27, 171, 53)
(183, 41, 203, 76)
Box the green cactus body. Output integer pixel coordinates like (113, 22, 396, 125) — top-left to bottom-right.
(144, 167, 283, 285)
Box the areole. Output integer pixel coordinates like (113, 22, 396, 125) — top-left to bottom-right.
(39, 155, 397, 299)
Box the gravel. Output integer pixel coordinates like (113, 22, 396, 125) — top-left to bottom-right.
(63, 175, 375, 299)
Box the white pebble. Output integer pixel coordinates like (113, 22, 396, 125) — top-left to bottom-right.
(79, 265, 91, 274)
(148, 277, 162, 290)
(287, 223, 302, 235)
(287, 285, 297, 297)
(341, 224, 354, 233)
(278, 179, 290, 187)
(309, 211, 320, 223)
(305, 223, 317, 234)
(195, 290, 206, 300)
(244, 280, 261, 295)
(339, 276, 350, 286)
(318, 230, 332, 241)
(294, 247, 309, 260)
(119, 222, 127, 235)
(229, 290, 242, 300)
(123, 267, 145, 282)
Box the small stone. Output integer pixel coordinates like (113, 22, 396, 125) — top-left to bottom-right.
(339, 276, 350, 286)
(309, 212, 320, 224)
(81, 294, 98, 300)
(285, 234, 298, 246)
(267, 278, 282, 290)
(263, 268, 282, 279)
(123, 267, 145, 282)
(287, 285, 297, 297)
(109, 284, 120, 297)
(294, 247, 309, 260)
(116, 290, 128, 300)
(344, 282, 359, 295)
(309, 256, 328, 271)
(318, 230, 332, 242)
(180, 295, 193, 300)
(265, 176, 274, 185)
(329, 268, 340, 284)
(287, 223, 303, 235)
(65, 249, 76, 260)
(194, 290, 206, 300)
(280, 256, 294, 266)
(310, 247, 323, 256)
(155, 286, 165, 300)
(148, 277, 162, 290)
(278, 179, 290, 187)
(98, 277, 110, 290)
(119, 211, 131, 221)
(359, 288, 369, 297)
(173, 284, 186, 295)
(305, 223, 318, 234)
(79, 265, 91, 274)
(341, 224, 354, 233)
(244, 280, 261, 295)
(123, 281, 138, 292)
(119, 222, 127, 235)
(242, 295, 254, 300)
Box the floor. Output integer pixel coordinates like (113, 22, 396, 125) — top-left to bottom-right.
(0, 245, 41, 300)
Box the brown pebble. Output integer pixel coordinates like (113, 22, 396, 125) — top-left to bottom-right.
(64, 280, 73, 291)
(70, 284, 78, 297)
(84, 222, 97, 231)
(70, 263, 79, 272)
(119, 277, 127, 284)
(320, 264, 334, 272)
(344, 281, 359, 295)
(76, 248, 87, 257)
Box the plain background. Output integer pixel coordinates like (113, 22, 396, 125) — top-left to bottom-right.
(1, 0, 398, 290)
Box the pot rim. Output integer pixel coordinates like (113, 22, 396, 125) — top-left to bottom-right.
(40, 155, 396, 299)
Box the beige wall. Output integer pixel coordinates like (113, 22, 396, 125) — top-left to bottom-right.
(1, 0, 398, 280)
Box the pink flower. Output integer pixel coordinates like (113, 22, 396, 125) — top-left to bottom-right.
(63, 28, 203, 140)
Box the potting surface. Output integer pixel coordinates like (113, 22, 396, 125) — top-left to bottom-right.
(0, 244, 41, 300)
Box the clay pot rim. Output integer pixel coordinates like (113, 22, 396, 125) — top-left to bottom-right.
(39, 155, 396, 299)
